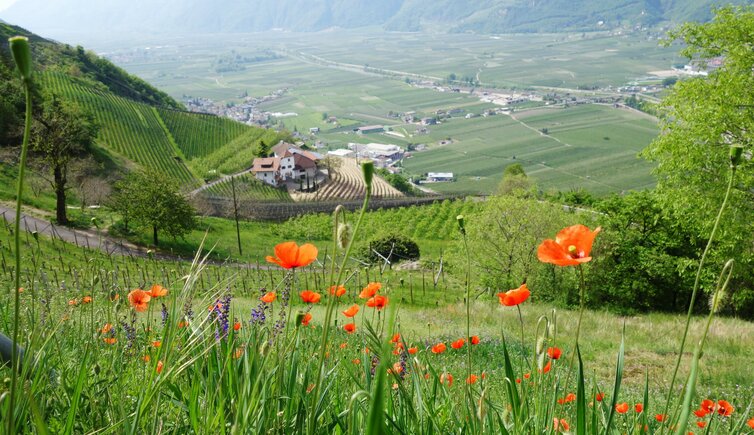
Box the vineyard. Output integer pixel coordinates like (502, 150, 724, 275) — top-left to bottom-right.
(201, 173, 293, 202)
(190, 128, 289, 177)
(277, 198, 482, 241)
(42, 72, 198, 185)
(290, 157, 403, 202)
(156, 108, 249, 160)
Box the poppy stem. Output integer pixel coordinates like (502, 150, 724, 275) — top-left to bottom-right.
(660, 165, 736, 435)
(564, 265, 586, 390)
(8, 52, 32, 435)
(459, 225, 473, 406)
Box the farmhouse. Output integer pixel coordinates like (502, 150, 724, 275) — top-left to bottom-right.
(421, 117, 437, 125)
(356, 125, 385, 135)
(426, 172, 454, 182)
(251, 141, 322, 187)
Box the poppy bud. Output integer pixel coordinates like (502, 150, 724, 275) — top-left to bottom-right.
(295, 312, 306, 327)
(336, 223, 352, 250)
(536, 337, 545, 355)
(456, 215, 466, 235)
(361, 161, 374, 193)
(259, 340, 271, 356)
(9, 36, 32, 83)
(730, 145, 744, 168)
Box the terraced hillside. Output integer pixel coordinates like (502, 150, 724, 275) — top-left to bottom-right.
(156, 108, 249, 160)
(290, 157, 403, 202)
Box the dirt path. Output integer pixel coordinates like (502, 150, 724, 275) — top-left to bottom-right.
(190, 168, 254, 196)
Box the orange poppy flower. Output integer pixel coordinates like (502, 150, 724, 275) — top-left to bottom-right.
(466, 374, 478, 385)
(103, 337, 117, 345)
(554, 418, 570, 432)
(359, 282, 382, 298)
(128, 289, 151, 312)
(329, 285, 346, 297)
(150, 284, 168, 298)
(451, 338, 465, 349)
(701, 399, 715, 413)
(615, 403, 629, 414)
(300, 290, 321, 304)
(497, 283, 531, 307)
(142, 354, 151, 362)
(339, 342, 348, 349)
(352, 358, 361, 365)
(537, 224, 601, 266)
(747, 418, 754, 430)
(440, 372, 453, 387)
(635, 403, 644, 413)
(82, 296, 92, 304)
(431, 343, 446, 354)
(655, 414, 667, 422)
(100, 323, 113, 334)
(156, 360, 164, 374)
(539, 361, 551, 374)
(717, 400, 734, 417)
(470, 335, 480, 345)
(344, 323, 356, 333)
(389, 362, 403, 374)
(152, 340, 162, 348)
(524, 373, 531, 379)
(301, 312, 313, 326)
(260, 292, 276, 303)
(408, 347, 418, 355)
(266, 241, 318, 269)
(366, 295, 388, 310)
(595, 392, 605, 402)
(391, 333, 401, 343)
(178, 320, 188, 328)
(233, 321, 241, 331)
(68, 299, 79, 306)
(342, 304, 359, 317)
(697, 421, 706, 428)
(547, 346, 562, 359)
(693, 408, 707, 418)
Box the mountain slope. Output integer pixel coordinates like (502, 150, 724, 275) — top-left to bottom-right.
(1, 0, 749, 37)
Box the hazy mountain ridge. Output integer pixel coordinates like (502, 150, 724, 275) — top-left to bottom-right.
(1, 0, 747, 37)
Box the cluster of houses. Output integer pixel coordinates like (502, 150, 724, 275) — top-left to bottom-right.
(324, 143, 404, 168)
(251, 142, 323, 187)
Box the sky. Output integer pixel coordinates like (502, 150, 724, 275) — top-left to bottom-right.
(0, 0, 17, 13)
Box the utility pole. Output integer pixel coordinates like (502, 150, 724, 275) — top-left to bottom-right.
(230, 175, 242, 256)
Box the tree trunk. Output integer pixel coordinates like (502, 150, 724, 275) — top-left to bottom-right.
(153, 225, 158, 246)
(54, 165, 68, 225)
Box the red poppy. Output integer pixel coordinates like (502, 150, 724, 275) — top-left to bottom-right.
(128, 289, 151, 312)
(537, 225, 601, 266)
(524, 373, 530, 379)
(693, 408, 708, 418)
(539, 361, 551, 374)
(635, 403, 644, 413)
(701, 399, 716, 414)
(329, 285, 347, 297)
(554, 418, 570, 432)
(150, 284, 168, 297)
(100, 323, 113, 334)
(300, 290, 321, 304)
(717, 400, 734, 417)
(391, 333, 401, 343)
(344, 323, 356, 333)
(68, 299, 79, 306)
(547, 346, 562, 359)
(595, 392, 605, 402)
(615, 403, 629, 414)
(497, 283, 531, 307)
(408, 347, 418, 355)
(655, 414, 667, 422)
(233, 321, 241, 331)
(301, 313, 313, 326)
(466, 374, 478, 385)
(359, 282, 382, 298)
(178, 320, 188, 328)
(103, 337, 117, 345)
(260, 292, 276, 303)
(440, 372, 453, 387)
(342, 304, 359, 317)
(266, 241, 318, 269)
(451, 338, 465, 349)
(82, 296, 93, 304)
(747, 418, 754, 429)
(156, 360, 164, 374)
(366, 295, 388, 310)
(697, 421, 706, 428)
(470, 335, 480, 345)
(431, 343, 446, 354)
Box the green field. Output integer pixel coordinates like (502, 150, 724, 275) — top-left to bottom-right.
(201, 173, 293, 202)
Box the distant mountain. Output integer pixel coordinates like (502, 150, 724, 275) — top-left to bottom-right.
(1, 0, 749, 37)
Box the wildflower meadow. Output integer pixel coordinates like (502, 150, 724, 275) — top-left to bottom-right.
(2, 28, 754, 435)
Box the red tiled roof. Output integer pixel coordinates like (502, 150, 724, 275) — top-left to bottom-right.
(251, 157, 280, 172)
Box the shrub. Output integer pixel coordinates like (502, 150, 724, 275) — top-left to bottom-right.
(361, 232, 420, 265)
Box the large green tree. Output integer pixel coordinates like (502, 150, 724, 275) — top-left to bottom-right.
(112, 170, 195, 246)
(31, 93, 98, 224)
(642, 6, 754, 300)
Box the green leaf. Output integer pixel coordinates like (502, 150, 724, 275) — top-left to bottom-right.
(576, 345, 587, 435)
(604, 327, 625, 432)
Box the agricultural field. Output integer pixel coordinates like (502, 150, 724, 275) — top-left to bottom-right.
(156, 108, 249, 160)
(90, 30, 669, 196)
(201, 173, 293, 202)
(290, 157, 403, 202)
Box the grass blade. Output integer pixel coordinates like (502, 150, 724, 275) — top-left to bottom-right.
(604, 326, 625, 432)
(576, 345, 586, 435)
